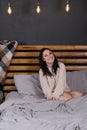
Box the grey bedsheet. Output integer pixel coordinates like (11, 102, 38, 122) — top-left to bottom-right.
(0, 92, 87, 130)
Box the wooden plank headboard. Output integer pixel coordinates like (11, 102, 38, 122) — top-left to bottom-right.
(4, 45, 87, 98)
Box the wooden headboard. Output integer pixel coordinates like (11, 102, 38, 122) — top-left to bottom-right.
(4, 45, 87, 98)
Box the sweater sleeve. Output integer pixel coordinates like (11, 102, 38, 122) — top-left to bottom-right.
(39, 69, 52, 98)
(52, 62, 67, 99)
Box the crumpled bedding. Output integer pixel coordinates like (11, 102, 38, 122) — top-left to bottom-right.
(0, 91, 87, 130)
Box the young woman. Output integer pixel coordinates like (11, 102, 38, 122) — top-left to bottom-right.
(39, 48, 83, 101)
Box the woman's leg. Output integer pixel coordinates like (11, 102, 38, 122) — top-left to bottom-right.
(59, 91, 83, 101)
(59, 92, 72, 101)
(70, 91, 84, 98)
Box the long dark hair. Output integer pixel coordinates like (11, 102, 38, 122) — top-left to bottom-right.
(39, 48, 59, 76)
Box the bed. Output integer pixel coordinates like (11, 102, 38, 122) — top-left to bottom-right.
(0, 45, 87, 130)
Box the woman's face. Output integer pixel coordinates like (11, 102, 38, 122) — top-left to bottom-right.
(42, 49, 55, 66)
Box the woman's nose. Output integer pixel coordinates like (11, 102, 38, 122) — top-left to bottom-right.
(48, 54, 51, 58)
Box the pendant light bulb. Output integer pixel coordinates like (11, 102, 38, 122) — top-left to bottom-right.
(7, 2, 12, 15)
(65, 0, 70, 13)
(36, 0, 41, 14)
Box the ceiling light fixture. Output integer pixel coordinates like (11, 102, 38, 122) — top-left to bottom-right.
(36, 0, 41, 14)
(65, 0, 70, 13)
(7, 0, 12, 15)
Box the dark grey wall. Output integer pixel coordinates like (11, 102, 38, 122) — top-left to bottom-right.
(0, 0, 87, 45)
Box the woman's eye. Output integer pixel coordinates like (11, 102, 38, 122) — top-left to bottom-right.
(44, 54, 48, 57)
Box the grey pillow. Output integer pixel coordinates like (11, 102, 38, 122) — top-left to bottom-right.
(14, 73, 43, 96)
(66, 69, 87, 93)
(14, 69, 87, 97)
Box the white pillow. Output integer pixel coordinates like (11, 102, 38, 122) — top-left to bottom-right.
(14, 73, 43, 96)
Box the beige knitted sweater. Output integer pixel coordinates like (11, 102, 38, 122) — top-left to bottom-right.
(39, 62, 70, 99)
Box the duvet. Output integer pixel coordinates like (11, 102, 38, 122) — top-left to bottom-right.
(0, 92, 87, 130)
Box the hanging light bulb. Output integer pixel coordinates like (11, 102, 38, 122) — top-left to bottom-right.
(7, 1, 12, 15)
(36, 0, 41, 14)
(65, 0, 70, 13)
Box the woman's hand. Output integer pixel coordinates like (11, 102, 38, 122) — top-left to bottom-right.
(52, 97, 56, 100)
(47, 96, 56, 100)
(47, 97, 53, 100)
